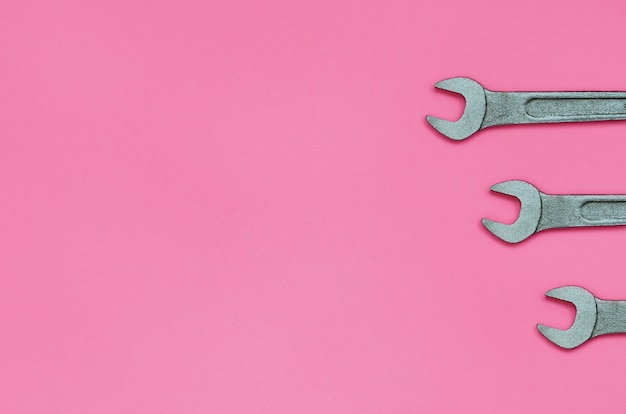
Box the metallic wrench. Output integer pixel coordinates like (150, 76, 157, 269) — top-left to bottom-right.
(426, 77, 626, 140)
(482, 180, 626, 243)
(539, 286, 626, 349)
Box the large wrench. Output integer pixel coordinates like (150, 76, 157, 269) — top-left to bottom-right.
(426, 77, 626, 140)
(539, 286, 626, 349)
(482, 180, 626, 243)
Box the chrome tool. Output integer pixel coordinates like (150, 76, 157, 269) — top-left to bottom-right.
(482, 180, 626, 243)
(427, 77, 626, 140)
(539, 286, 626, 349)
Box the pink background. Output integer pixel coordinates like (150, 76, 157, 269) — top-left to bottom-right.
(2, 0, 626, 412)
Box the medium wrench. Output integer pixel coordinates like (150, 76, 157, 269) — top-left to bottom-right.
(482, 180, 626, 243)
(426, 77, 626, 140)
(538, 286, 626, 349)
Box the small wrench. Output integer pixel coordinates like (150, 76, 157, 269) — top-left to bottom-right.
(426, 77, 626, 140)
(538, 286, 626, 349)
(482, 180, 626, 243)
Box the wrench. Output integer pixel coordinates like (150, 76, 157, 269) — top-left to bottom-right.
(482, 180, 626, 243)
(538, 286, 626, 349)
(426, 77, 626, 140)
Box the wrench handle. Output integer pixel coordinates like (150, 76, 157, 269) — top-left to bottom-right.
(483, 91, 626, 127)
(593, 299, 626, 337)
(538, 194, 626, 231)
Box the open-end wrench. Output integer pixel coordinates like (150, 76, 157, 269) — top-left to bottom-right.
(426, 77, 626, 140)
(482, 180, 626, 243)
(538, 286, 626, 349)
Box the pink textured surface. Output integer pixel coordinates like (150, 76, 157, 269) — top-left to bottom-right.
(2, 0, 626, 412)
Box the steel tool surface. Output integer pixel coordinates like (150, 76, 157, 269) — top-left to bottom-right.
(538, 286, 626, 349)
(482, 180, 626, 243)
(426, 77, 626, 140)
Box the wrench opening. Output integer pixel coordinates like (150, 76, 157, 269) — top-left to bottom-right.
(482, 180, 542, 244)
(537, 286, 597, 349)
(426, 77, 487, 141)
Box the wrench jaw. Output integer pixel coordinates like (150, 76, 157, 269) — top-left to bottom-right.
(537, 286, 597, 349)
(482, 180, 542, 244)
(426, 77, 487, 141)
